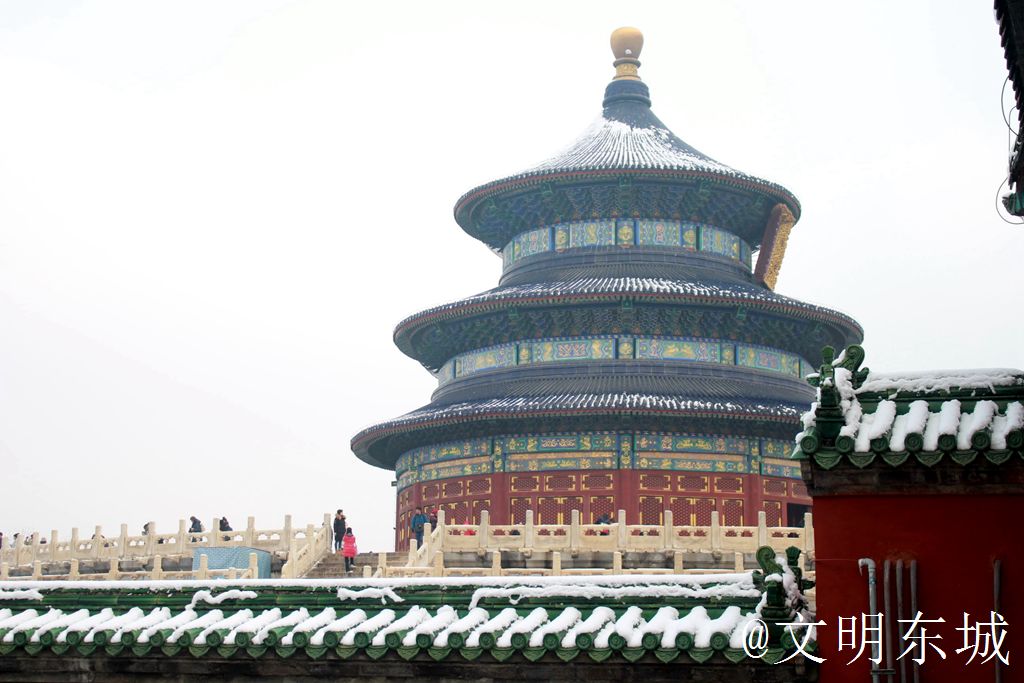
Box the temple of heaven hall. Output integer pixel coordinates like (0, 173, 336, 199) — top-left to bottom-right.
(352, 28, 863, 550)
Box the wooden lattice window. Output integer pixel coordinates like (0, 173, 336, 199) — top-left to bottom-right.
(588, 496, 615, 522)
(544, 474, 576, 491)
(791, 481, 809, 498)
(763, 501, 783, 526)
(715, 476, 743, 493)
(422, 483, 441, 500)
(582, 473, 614, 490)
(510, 497, 532, 524)
(442, 480, 464, 498)
(468, 477, 491, 495)
(639, 473, 671, 491)
(471, 499, 491, 521)
(639, 496, 663, 524)
(762, 479, 788, 496)
(721, 498, 744, 525)
(677, 474, 708, 492)
(511, 476, 539, 492)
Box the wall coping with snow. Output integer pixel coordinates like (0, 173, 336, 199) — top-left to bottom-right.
(794, 345, 1024, 486)
(0, 545, 814, 669)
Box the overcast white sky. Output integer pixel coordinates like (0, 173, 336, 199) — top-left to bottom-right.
(1, 1, 1021, 552)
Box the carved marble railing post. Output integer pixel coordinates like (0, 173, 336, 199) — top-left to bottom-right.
(282, 515, 293, 551)
(119, 524, 129, 559)
(421, 522, 432, 566)
(68, 558, 79, 580)
(244, 517, 256, 546)
(145, 521, 156, 556)
(70, 527, 79, 560)
(757, 511, 768, 547)
(92, 526, 102, 559)
(176, 519, 187, 550)
(616, 509, 627, 549)
(478, 510, 490, 550)
(32, 561, 41, 579)
(406, 538, 418, 566)
(662, 510, 674, 551)
(107, 558, 119, 580)
(524, 510, 535, 552)
(196, 554, 209, 580)
(0, 563, 8, 580)
(152, 555, 163, 580)
(49, 530, 59, 560)
(552, 551, 562, 576)
(569, 509, 581, 556)
(710, 512, 722, 553)
(210, 518, 220, 547)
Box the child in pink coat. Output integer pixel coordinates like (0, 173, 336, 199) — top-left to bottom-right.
(342, 528, 357, 573)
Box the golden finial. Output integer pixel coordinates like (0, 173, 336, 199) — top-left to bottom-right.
(610, 27, 643, 81)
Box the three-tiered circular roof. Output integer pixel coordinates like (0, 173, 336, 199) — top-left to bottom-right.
(351, 28, 862, 470)
(453, 29, 800, 251)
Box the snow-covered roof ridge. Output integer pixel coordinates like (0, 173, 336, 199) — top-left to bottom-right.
(0, 553, 815, 664)
(525, 115, 742, 177)
(396, 276, 861, 333)
(795, 344, 1024, 465)
(857, 368, 1024, 396)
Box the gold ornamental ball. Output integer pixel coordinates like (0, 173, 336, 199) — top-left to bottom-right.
(610, 27, 643, 60)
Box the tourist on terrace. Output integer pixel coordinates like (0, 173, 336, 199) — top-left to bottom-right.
(428, 507, 438, 529)
(333, 510, 346, 552)
(410, 507, 428, 548)
(219, 517, 232, 541)
(341, 528, 357, 573)
(188, 517, 203, 533)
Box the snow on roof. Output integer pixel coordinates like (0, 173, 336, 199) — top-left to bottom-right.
(797, 353, 1024, 456)
(364, 392, 802, 435)
(857, 369, 1024, 395)
(398, 276, 860, 331)
(0, 572, 794, 659)
(527, 116, 740, 177)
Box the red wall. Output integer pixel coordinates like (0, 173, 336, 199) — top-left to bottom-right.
(814, 495, 1024, 683)
(394, 469, 810, 549)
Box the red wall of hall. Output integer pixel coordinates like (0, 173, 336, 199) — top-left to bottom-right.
(814, 495, 1024, 683)
(394, 468, 811, 550)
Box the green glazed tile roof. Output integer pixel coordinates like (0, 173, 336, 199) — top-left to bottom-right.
(0, 558, 814, 665)
(793, 345, 1024, 468)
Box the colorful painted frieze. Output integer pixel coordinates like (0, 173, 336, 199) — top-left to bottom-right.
(507, 452, 617, 472)
(503, 218, 753, 267)
(569, 219, 616, 248)
(637, 219, 683, 247)
(528, 338, 615, 363)
(635, 338, 720, 363)
(420, 456, 493, 482)
(634, 452, 749, 473)
(615, 218, 635, 245)
(736, 345, 802, 377)
(634, 433, 755, 456)
(499, 432, 618, 453)
(760, 439, 793, 459)
(616, 337, 635, 359)
(512, 227, 552, 260)
(762, 458, 802, 479)
(397, 437, 493, 474)
(699, 224, 742, 261)
(455, 344, 517, 377)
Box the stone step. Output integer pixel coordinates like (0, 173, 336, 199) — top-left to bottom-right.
(302, 551, 407, 578)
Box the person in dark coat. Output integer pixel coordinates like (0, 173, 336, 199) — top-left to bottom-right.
(341, 528, 358, 573)
(219, 517, 232, 541)
(428, 507, 438, 529)
(333, 510, 347, 552)
(410, 507, 428, 548)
